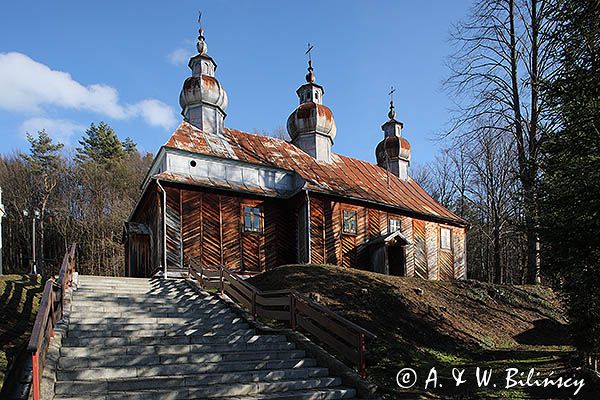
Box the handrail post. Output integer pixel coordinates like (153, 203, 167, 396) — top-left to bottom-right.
(50, 289, 55, 338)
(251, 291, 257, 318)
(290, 294, 297, 331)
(61, 277, 66, 319)
(358, 333, 366, 379)
(32, 351, 40, 400)
(220, 267, 224, 295)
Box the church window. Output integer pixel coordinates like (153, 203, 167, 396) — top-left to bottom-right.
(440, 227, 452, 250)
(243, 205, 262, 233)
(389, 218, 401, 233)
(342, 209, 357, 234)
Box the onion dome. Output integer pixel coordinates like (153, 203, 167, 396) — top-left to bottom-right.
(376, 94, 411, 179)
(287, 52, 337, 162)
(179, 14, 228, 134)
(376, 136, 411, 165)
(287, 102, 336, 141)
(179, 75, 228, 113)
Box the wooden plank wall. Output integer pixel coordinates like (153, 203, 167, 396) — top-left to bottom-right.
(425, 222, 439, 280)
(165, 187, 182, 272)
(140, 187, 467, 279)
(307, 194, 466, 279)
(452, 227, 467, 279)
(324, 200, 339, 265)
(401, 216, 414, 277)
(412, 219, 428, 279)
(169, 186, 294, 272)
(129, 184, 161, 275)
(310, 198, 325, 265)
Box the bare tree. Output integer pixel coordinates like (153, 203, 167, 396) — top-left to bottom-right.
(446, 0, 559, 283)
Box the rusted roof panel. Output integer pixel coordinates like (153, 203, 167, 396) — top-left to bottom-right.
(163, 122, 466, 225)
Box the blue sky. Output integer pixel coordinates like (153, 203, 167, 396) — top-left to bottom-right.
(0, 0, 473, 165)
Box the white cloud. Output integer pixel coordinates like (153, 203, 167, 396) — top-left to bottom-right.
(0, 52, 177, 129)
(167, 48, 192, 66)
(129, 99, 179, 129)
(20, 117, 86, 144)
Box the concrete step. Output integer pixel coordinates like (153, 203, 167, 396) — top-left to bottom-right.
(75, 290, 196, 297)
(56, 377, 341, 398)
(75, 286, 189, 294)
(68, 307, 230, 318)
(220, 388, 356, 400)
(68, 312, 235, 325)
(55, 368, 330, 394)
(72, 297, 206, 306)
(60, 341, 297, 357)
(55, 387, 356, 400)
(58, 349, 307, 368)
(67, 318, 247, 332)
(62, 330, 285, 347)
(57, 358, 319, 381)
(65, 326, 270, 340)
(70, 304, 226, 314)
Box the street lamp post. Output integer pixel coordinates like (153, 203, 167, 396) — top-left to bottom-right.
(23, 209, 40, 275)
(0, 187, 5, 275)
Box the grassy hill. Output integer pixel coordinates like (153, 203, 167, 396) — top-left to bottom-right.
(0, 275, 44, 394)
(248, 265, 597, 399)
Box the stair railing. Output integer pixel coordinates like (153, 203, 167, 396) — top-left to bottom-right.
(28, 243, 76, 400)
(186, 256, 376, 379)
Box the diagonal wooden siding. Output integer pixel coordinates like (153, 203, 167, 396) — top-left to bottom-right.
(151, 185, 467, 280)
(401, 216, 414, 277)
(182, 191, 202, 262)
(201, 193, 221, 267)
(425, 222, 439, 280)
(452, 227, 467, 279)
(368, 209, 381, 240)
(222, 196, 241, 270)
(310, 198, 325, 265)
(324, 200, 339, 265)
(165, 187, 182, 271)
(355, 207, 368, 269)
(413, 219, 428, 279)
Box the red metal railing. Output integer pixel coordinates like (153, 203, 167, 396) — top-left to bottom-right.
(27, 244, 76, 400)
(187, 256, 376, 378)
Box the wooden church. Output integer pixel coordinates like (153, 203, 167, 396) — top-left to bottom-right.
(124, 22, 467, 280)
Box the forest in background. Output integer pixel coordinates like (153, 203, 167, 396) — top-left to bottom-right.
(0, 0, 598, 362)
(0, 123, 152, 277)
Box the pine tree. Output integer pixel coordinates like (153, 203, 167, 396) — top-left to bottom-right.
(540, 0, 600, 356)
(76, 122, 124, 164)
(20, 130, 65, 274)
(122, 137, 137, 154)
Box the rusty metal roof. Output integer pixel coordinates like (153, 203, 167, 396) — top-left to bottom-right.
(163, 121, 465, 225)
(153, 171, 294, 198)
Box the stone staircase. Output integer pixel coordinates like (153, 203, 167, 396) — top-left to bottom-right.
(54, 275, 357, 399)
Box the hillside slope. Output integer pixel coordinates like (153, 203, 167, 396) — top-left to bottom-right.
(0, 275, 44, 395)
(248, 265, 595, 399)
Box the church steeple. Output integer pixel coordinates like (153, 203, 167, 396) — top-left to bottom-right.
(376, 87, 411, 179)
(179, 13, 228, 135)
(287, 44, 337, 162)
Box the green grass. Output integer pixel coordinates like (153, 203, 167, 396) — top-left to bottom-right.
(248, 265, 598, 399)
(0, 274, 44, 392)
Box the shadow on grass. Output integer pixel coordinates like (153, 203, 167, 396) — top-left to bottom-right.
(0, 274, 45, 395)
(248, 265, 599, 399)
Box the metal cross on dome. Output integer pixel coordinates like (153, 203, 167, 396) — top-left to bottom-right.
(389, 86, 396, 103)
(305, 43, 314, 63)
